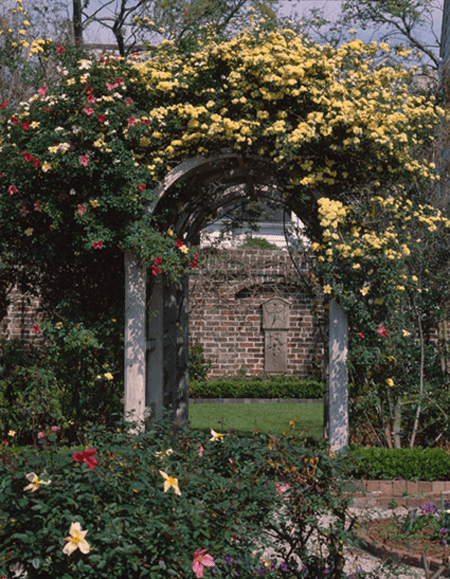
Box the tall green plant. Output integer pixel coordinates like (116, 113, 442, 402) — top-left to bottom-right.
(311, 186, 450, 448)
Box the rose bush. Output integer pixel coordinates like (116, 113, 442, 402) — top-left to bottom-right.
(0, 414, 364, 579)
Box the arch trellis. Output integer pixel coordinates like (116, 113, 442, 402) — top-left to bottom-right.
(124, 152, 349, 450)
(0, 24, 440, 451)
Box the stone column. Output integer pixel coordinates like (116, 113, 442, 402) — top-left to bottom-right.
(124, 253, 146, 427)
(328, 299, 349, 452)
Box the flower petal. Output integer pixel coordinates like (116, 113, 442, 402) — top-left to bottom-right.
(62, 541, 78, 556)
(78, 538, 91, 554)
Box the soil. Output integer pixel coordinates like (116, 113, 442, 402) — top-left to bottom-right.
(360, 516, 450, 565)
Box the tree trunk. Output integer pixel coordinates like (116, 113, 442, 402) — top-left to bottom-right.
(73, 0, 83, 45)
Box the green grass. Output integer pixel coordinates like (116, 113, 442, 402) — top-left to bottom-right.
(188, 403, 323, 438)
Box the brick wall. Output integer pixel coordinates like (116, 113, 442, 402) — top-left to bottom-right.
(1, 250, 324, 376)
(188, 249, 324, 377)
(1, 286, 41, 344)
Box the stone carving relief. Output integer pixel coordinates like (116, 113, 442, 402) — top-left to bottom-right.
(262, 298, 290, 373)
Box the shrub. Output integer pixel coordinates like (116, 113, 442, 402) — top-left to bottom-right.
(348, 446, 450, 481)
(239, 238, 279, 250)
(189, 376, 323, 399)
(0, 316, 123, 444)
(188, 341, 213, 381)
(0, 414, 359, 578)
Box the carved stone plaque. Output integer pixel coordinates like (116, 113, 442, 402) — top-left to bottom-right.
(262, 299, 290, 373)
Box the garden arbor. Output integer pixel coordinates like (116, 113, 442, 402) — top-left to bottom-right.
(0, 24, 442, 449)
(124, 150, 347, 450)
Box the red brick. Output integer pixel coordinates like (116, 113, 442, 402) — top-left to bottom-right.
(379, 482, 393, 497)
(406, 481, 419, 495)
(418, 481, 433, 494)
(364, 480, 381, 493)
(393, 480, 406, 497)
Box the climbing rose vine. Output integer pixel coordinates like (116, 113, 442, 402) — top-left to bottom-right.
(0, 24, 443, 280)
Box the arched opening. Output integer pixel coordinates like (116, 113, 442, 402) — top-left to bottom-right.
(124, 152, 336, 430)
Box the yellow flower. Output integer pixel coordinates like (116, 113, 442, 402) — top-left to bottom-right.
(155, 448, 173, 458)
(402, 329, 410, 337)
(8, 430, 15, 437)
(385, 378, 394, 387)
(25, 228, 33, 236)
(360, 287, 369, 296)
(90, 199, 100, 208)
(323, 285, 332, 294)
(159, 470, 181, 495)
(104, 373, 113, 380)
(210, 429, 224, 442)
(167, 229, 174, 236)
(62, 522, 90, 556)
(24, 472, 51, 492)
(42, 162, 51, 172)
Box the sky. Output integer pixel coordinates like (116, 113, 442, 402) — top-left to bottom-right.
(19, 0, 442, 68)
(285, 1, 443, 58)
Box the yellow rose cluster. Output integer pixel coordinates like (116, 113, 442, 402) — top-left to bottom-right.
(107, 25, 442, 192)
(312, 187, 450, 300)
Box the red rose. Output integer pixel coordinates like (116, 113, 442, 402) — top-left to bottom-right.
(377, 324, 388, 338)
(73, 448, 97, 469)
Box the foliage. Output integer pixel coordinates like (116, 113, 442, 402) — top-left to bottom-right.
(190, 375, 323, 399)
(239, 236, 279, 250)
(349, 377, 450, 449)
(69, 0, 281, 56)
(339, 0, 441, 70)
(348, 446, 450, 481)
(310, 182, 450, 448)
(0, 20, 443, 426)
(0, 414, 365, 578)
(294, 0, 442, 73)
(0, 0, 71, 109)
(0, 27, 441, 286)
(0, 317, 123, 445)
(188, 341, 213, 381)
(401, 498, 450, 546)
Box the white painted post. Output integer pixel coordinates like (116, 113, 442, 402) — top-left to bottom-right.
(146, 276, 164, 418)
(328, 299, 349, 452)
(124, 253, 146, 428)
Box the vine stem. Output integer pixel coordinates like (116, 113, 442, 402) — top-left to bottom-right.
(410, 297, 425, 449)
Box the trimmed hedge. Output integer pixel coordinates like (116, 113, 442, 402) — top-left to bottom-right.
(349, 446, 450, 481)
(189, 376, 324, 399)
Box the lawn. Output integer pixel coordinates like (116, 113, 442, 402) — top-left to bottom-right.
(188, 402, 323, 438)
